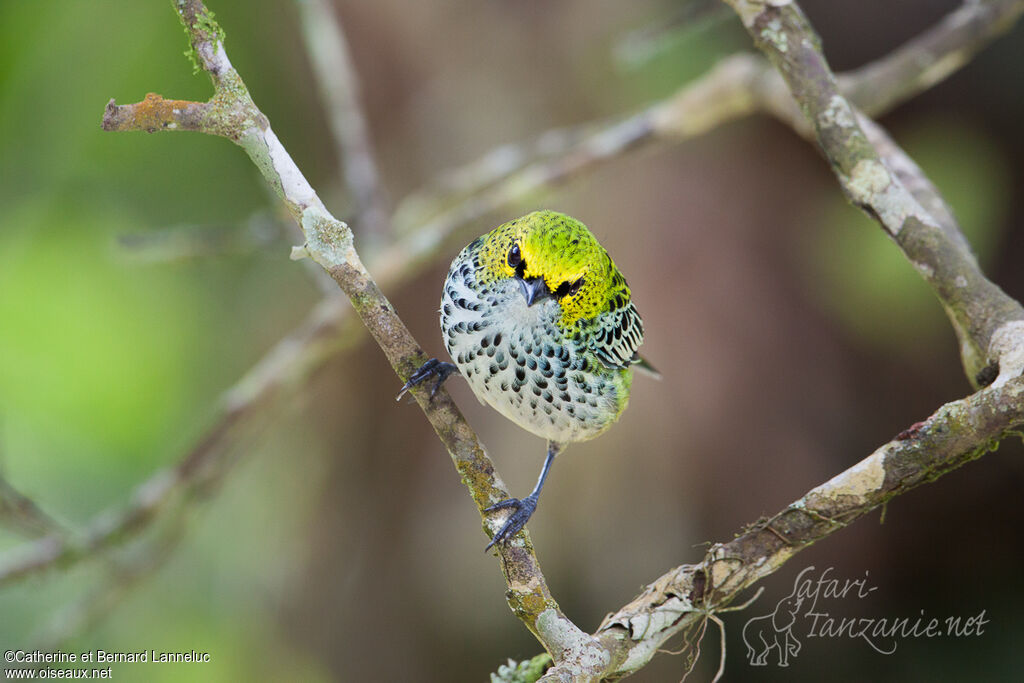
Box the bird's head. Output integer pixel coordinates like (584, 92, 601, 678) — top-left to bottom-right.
(473, 210, 630, 329)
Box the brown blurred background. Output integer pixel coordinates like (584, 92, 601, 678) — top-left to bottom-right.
(1, 0, 1022, 681)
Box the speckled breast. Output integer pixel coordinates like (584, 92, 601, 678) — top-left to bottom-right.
(439, 255, 625, 444)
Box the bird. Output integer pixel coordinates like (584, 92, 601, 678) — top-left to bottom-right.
(398, 209, 654, 550)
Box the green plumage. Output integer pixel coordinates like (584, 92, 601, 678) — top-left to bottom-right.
(402, 210, 654, 548)
(440, 210, 647, 443)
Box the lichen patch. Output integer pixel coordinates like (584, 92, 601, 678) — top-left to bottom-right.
(536, 609, 610, 672)
(989, 320, 1024, 387)
(264, 128, 316, 207)
(301, 206, 354, 269)
(806, 449, 886, 506)
(848, 159, 891, 198)
(760, 18, 788, 52)
(819, 94, 856, 129)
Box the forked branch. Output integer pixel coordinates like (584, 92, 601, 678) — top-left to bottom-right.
(2, 1, 1017, 680)
(103, 0, 601, 668)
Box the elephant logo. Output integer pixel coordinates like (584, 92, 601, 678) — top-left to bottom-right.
(742, 586, 804, 667)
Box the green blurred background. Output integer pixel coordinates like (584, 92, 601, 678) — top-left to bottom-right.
(1, 0, 1023, 681)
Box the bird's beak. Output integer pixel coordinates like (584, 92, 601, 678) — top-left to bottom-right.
(517, 276, 551, 307)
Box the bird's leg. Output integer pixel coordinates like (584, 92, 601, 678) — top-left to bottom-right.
(484, 442, 562, 551)
(395, 358, 459, 401)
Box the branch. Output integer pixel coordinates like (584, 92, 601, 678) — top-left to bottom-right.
(295, 0, 390, 244)
(0, 294, 362, 588)
(102, 0, 603, 667)
(533, 2, 1024, 679)
(379, 112, 656, 282)
(839, 0, 1024, 118)
(401, 0, 1024, 244)
(0, 476, 66, 539)
(99, 93, 212, 134)
(721, 0, 1024, 386)
(7, 41, 655, 597)
(29, 517, 188, 651)
(1, 0, 1014, 674)
(0, 385, 249, 587)
(581, 376, 1024, 679)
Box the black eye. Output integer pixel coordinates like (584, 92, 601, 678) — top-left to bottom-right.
(569, 278, 584, 295)
(507, 244, 522, 268)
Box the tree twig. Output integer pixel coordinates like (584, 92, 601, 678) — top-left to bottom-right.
(29, 516, 189, 651)
(0, 1, 1019, 677)
(723, 0, 1024, 386)
(295, 0, 390, 244)
(100, 0, 607, 667)
(544, 375, 1024, 678)
(0, 476, 66, 539)
(542, 1, 1024, 678)
(839, 0, 1024, 118)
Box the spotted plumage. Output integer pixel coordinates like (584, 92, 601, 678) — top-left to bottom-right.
(441, 210, 645, 442)
(399, 209, 653, 549)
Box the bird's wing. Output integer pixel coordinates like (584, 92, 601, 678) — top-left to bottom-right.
(591, 301, 646, 371)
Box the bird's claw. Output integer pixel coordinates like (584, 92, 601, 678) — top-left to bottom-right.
(484, 494, 538, 551)
(396, 358, 458, 401)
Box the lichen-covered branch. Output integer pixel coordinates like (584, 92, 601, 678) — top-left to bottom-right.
(397, 0, 1024, 269)
(101, 0, 605, 666)
(523, 376, 1024, 680)
(0, 0, 1010, 676)
(721, 0, 1024, 387)
(100, 93, 212, 134)
(56, 0, 1017, 602)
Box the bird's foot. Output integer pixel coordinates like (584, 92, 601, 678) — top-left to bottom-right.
(484, 493, 538, 551)
(395, 358, 458, 401)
